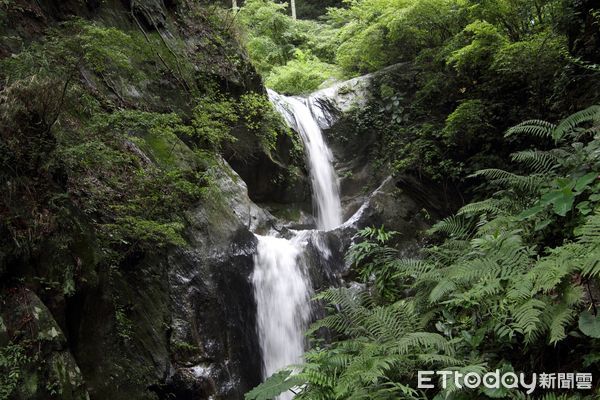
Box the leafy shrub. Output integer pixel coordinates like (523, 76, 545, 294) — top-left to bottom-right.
(442, 99, 492, 149)
(239, 0, 299, 75)
(190, 92, 288, 154)
(0, 343, 28, 399)
(446, 20, 508, 78)
(266, 50, 340, 94)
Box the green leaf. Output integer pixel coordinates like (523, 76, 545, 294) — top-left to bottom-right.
(517, 204, 544, 220)
(575, 172, 598, 192)
(541, 189, 575, 216)
(553, 191, 575, 216)
(245, 370, 303, 400)
(577, 201, 592, 215)
(578, 311, 600, 338)
(534, 219, 552, 231)
(540, 190, 564, 206)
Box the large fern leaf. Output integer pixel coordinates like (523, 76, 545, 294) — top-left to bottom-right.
(553, 104, 600, 141)
(505, 119, 556, 138)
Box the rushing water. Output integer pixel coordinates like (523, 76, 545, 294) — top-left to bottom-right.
(268, 89, 343, 231)
(252, 90, 344, 395)
(252, 235, 311, 399)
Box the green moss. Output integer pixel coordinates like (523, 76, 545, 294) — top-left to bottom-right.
(172, 340, 199, 354)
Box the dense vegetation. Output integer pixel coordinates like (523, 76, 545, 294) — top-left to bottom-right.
(240, 0, 600, 399)
(247, 105, 600, 400)
(239, 0, 600, 189)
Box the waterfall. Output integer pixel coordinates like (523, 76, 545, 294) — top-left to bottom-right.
(252, 235, 311, 399)
(268, 89, 343, 231)
(251, 90, 344, 394)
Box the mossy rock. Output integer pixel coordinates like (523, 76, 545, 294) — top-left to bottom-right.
(0, 289, 89, 400)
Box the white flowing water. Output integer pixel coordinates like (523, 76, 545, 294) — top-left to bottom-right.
(252, 235, 311, 399)
(268, 90, 343, 231)
(252, 90, 344, 396)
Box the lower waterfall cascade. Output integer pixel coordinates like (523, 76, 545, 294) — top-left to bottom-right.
(252, 234, 311, 400)
(251, 90, 345, 393)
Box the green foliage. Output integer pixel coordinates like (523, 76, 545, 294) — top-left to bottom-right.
(239, 0, 298, 74)
(238, 0, 339, 94)
(447, 20, 507, 77)
(442, 99, 492, 148)
(245, 370, 304, 400)
(0, 343, 28, 399)
(191, 92, 287, 154)
(247, 107, 600, 399)
(266, 50, 340, 94)
(346, 227, 405, 302)
(114, 304, 134, 343)
(238, 92, 285, 152)
(330, 0, 467, 74)
(578, 311, 600, 338)
(192, 95, 239, 151)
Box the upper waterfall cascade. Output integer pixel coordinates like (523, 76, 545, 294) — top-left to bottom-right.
(268, 89, 343, 231)
(251, 90, 345, 394)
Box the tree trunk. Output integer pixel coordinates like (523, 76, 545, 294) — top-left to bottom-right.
(290, 0, 296, 19)
(232, 0, 238, 9)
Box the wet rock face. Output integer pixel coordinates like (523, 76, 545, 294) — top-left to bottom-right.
(302, 64, 451, 269)
(306, 64, 418, 221)
(126, 0, 168, 29)
(162, 163, 267, 399)
(165, 231, 261, 399)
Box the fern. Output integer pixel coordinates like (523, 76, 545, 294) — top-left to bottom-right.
(505, 119, 555, 138)
(552, 105, 600, 141)
(457, 197, 508, 217)
(510, 149, 559, 173)
(469, 169, 546, 193)
(511, 298, 546, 343)
(429, 215, 474, 238)
(548, 303, 576, 344)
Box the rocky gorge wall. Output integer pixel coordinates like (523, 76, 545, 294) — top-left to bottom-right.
(0, 1, 304, 399)
(0, 2, 454, 399)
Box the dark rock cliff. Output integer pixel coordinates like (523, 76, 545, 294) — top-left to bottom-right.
(0, 1, 301, 399)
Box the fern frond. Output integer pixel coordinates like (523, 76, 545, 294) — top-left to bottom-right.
(553, 105, 600, 141)
(576, 213, 600, 245)
(507, 278, 534, 301)
(505, 119, 556, 138)
(429, 279, 457, 303)
(365, 304, 413, 340)
(511, 299, 546, 342)
(429, 215, 473, 238)
(396, 332, 453, 355)
(469, 169, 546, 193)
(510, 150, 559, 173)
(392, 259, 435, 279)
(529, 251, 575, 294)
(548, 303, 576, 344)
(457, 198, 507, 217)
